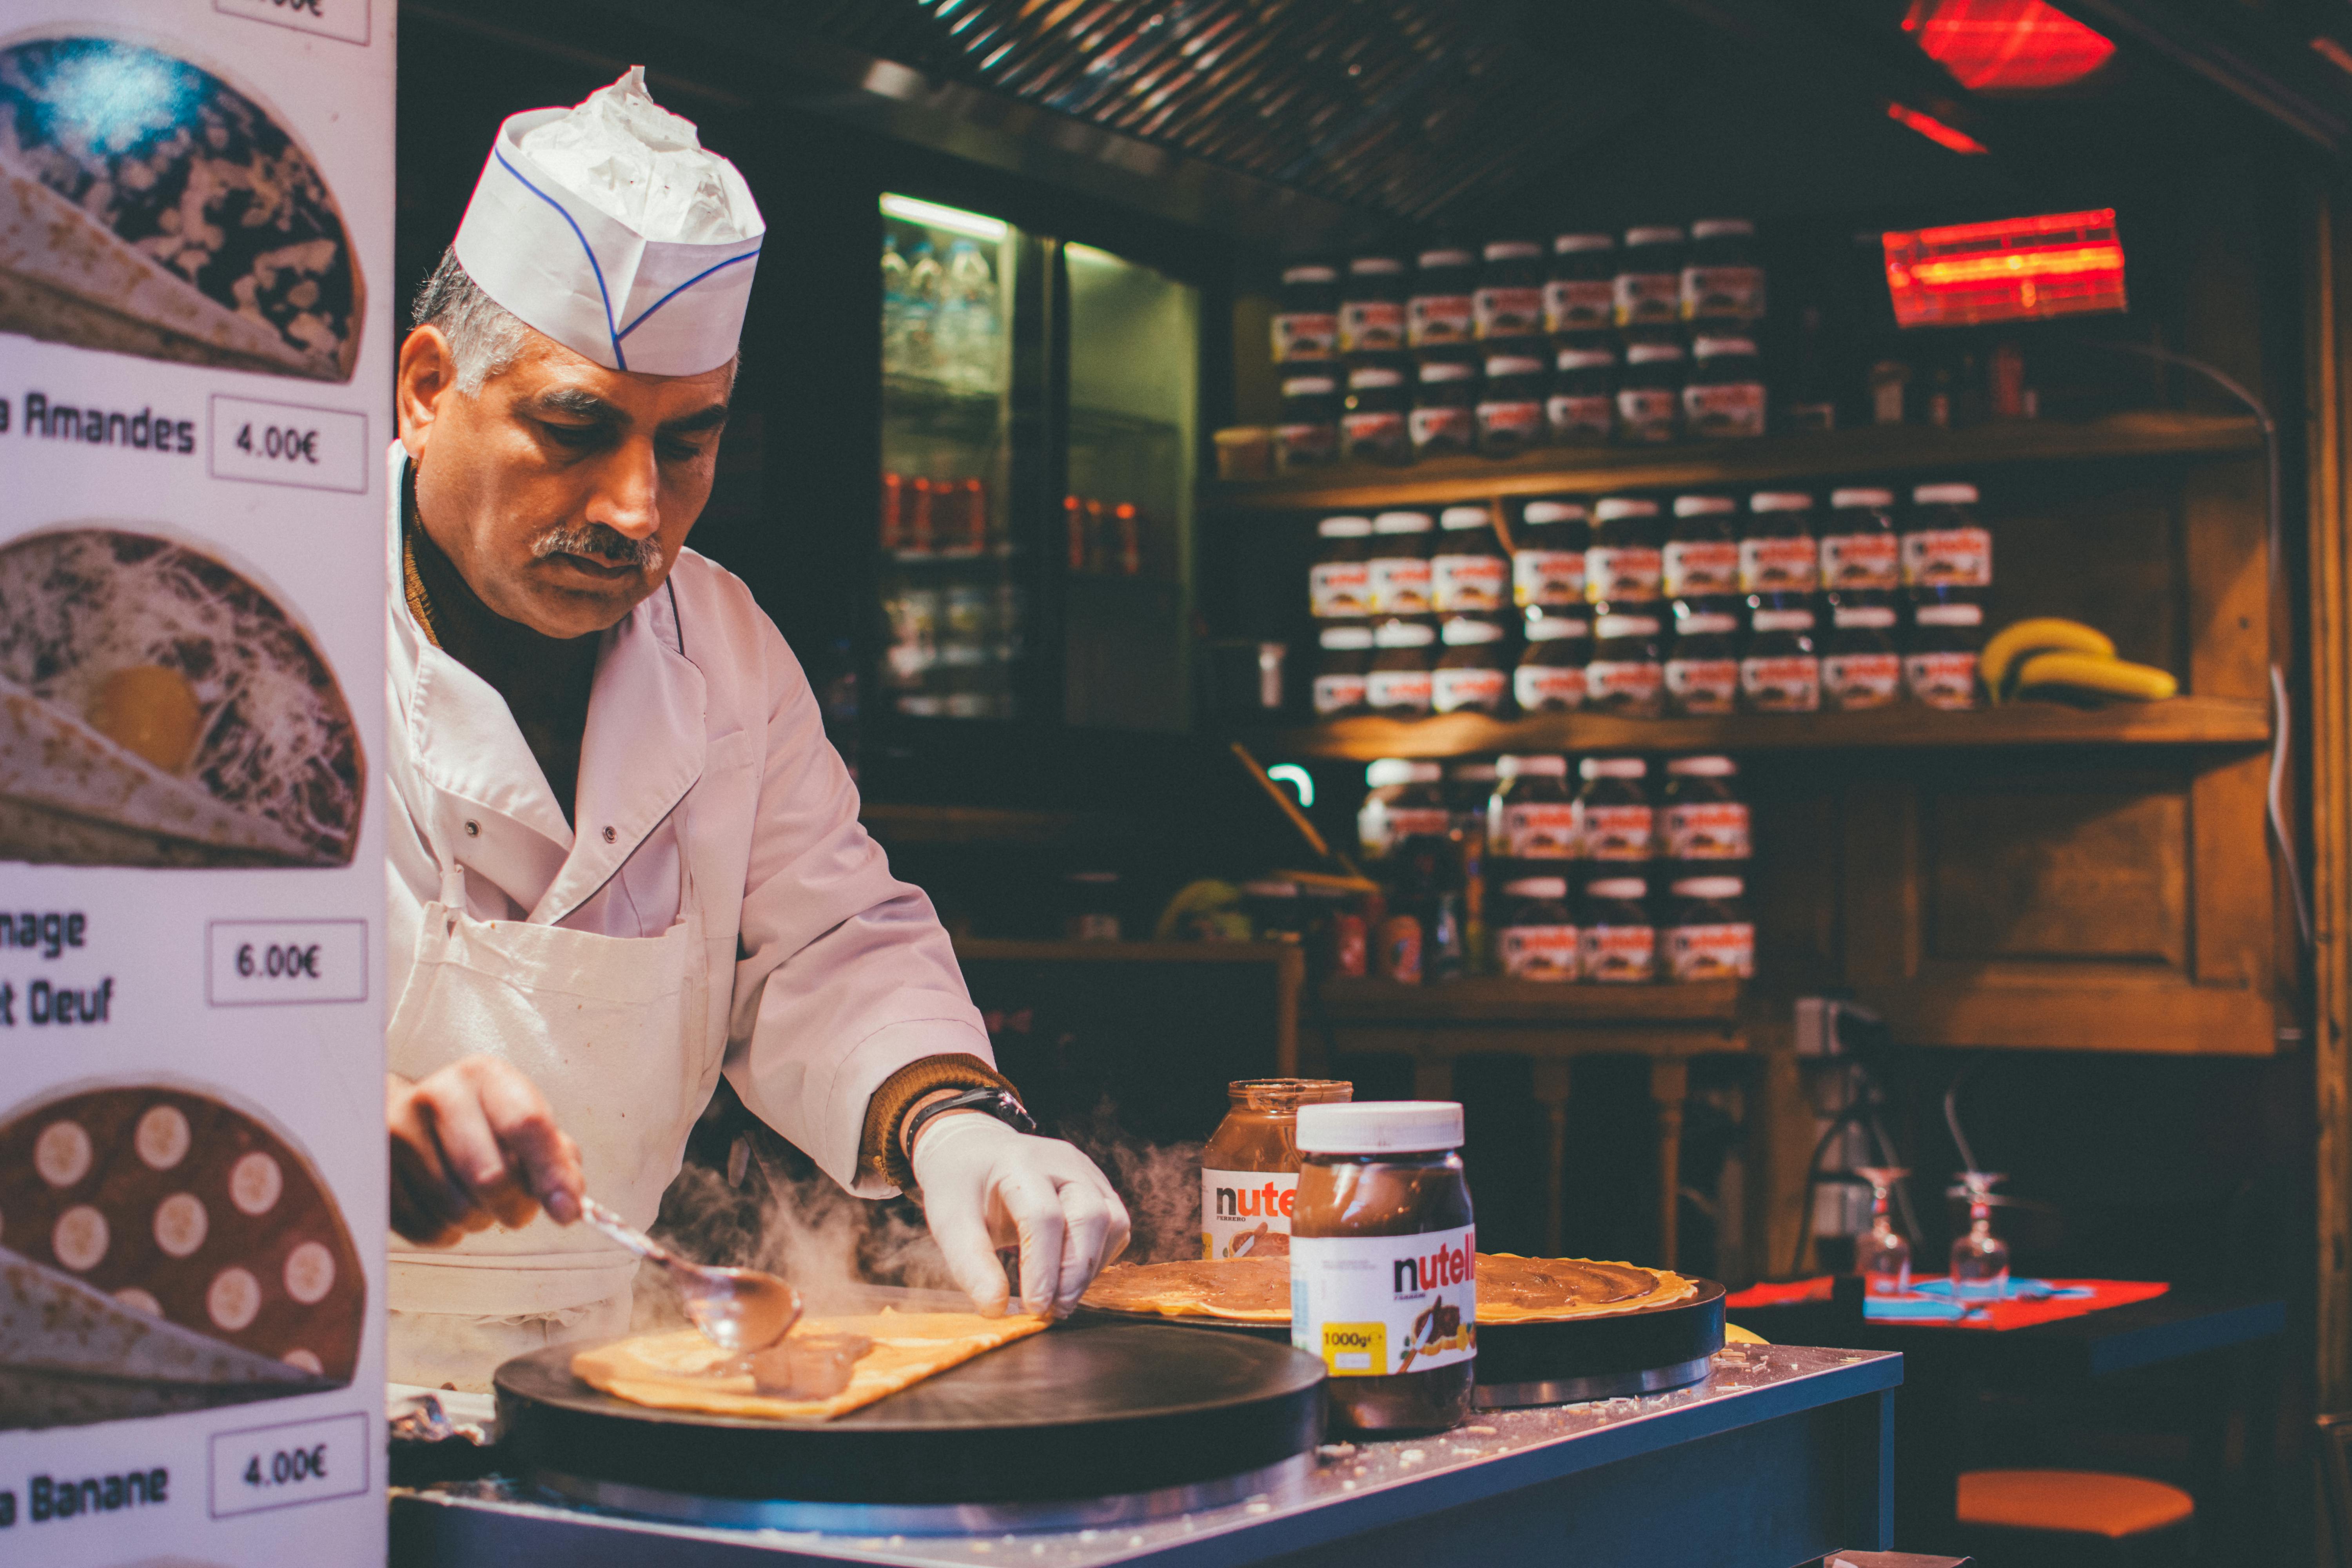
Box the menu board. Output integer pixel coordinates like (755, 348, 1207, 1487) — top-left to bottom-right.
(0, 3, 388, 1564)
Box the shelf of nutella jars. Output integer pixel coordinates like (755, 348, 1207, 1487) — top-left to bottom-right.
(1265, 222, 1771, 471)
(1346, 753, 1755, 988)
(1309, 482, 1991, 722)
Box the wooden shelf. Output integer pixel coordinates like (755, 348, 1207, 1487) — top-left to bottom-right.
(1206, 411, 2264, 512)
(1323, 976, 1741, 1024)
(1241, 695, 2270, 761)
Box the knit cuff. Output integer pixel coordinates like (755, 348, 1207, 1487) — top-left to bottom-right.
(858, 1053, 1018, 1190)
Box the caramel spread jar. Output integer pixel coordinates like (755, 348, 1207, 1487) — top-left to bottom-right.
(1200, 1079, 1353, 1260)
(1291, 1101, 1475, 1435)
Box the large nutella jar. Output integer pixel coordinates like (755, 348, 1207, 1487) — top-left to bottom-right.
(1313, 624, 1375, 718)
(1740, 491, 1819, 597)
(1475, 239, 1546, 339)
(1821, 601, 1902, 710)
(1514, 614, 1589, 713)
(1665, 876, 1754, 982)
(1408, 245, 1478, 348)
(1901, 482, 1991, 597)
(1272, 263, 1340, 364)
(1310, 515, 1376, 620)
(1587, 497, 1664, 607)
(1544, 232, 1617, 335)
(1487, 754, 1577, 862)
(1614, 225, 1686, 329)
(1341, 364, 1412, 463)
(1409, 356, 1477, 456)
(1339, 255, 1408, 356)
(1664, 602, 1741, 717)
(1577, 757, 1655, 862)
(1664, 495, 1740, 601)
(1359, 759, 1448, 858)
(1662, 755, 1751, 863)
(1476, 343, 1550, 456)
(1432, 617, 1510, 715)
(1431, 505, 1509, 613)
(1495, 876, 1580, 981)
(1291, 1101, 1475, 1435)
(1367, 618, 1437, 715)
(1512, 499, 1589, 611)
(1617, 342, 1685, 444)
(1276, 374, 1341, 470)
(1368, 512, 1437, 616)
(1548, 341, 1617, 444)
(1201, 1078, 1354, 1260)
(1821, 487, 1900, 598)
(1586, 612, 1664, 716)
(1580, 877, 1657, 983)
(1742, 601, 1822, 713)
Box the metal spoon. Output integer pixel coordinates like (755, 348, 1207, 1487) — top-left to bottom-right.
(579, 1197, 802, 1353)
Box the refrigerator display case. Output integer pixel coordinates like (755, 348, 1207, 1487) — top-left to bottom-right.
(877, 194, 1196, 733)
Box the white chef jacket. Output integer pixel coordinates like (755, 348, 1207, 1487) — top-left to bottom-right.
(383, 445, 993, 1198)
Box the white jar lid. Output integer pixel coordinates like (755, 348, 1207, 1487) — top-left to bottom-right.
(1595, 614, 1661, 639)
(1375, 619, 1437, 646)
(1915, 603, 1985, 626)
(1753, 608, 1817, 632)
(1581, 756, 1647, 779)
(1350, 366, 1405, 388)
(1349, 255, 1405, 276)
(1586, 877, 1649, 899)
(1748, 491, 1813, 513)
(1503, 877, 1570, 899)
(1525, 615, 1590, 641)
(1497, 754, 1568, 777)
(1282, 264, 1338, 284)
(1690, 218, 1756, 240)
(1297, 1100, 1463, 1154)
(1556, 347, 1615, 370)
(1673, 495, 1736, 517)
(1831, 487, 1895, 509)
(1440, 505, 1492, 530)
(1913, 482, 1980, 505)
(1624, 225, 1686, 247)
(1374, 510, 1435, 533)
(1594, 497, 1661, 521)
(1553, 232, 1615, 253)
(1666, 755, 1737, 776)
(1418, 360, 1475, 383)
(1283, 376, 1338, 397)
(1486, 355, 1546, 378)
(1834, 606, 1897, 629)
(1522, 500, 1589, 524)
(1319, 515, 1372, 536)
(1441, 617, 1505, 646)
(1320, 625, 1374, 649)
(1626, 342, 1685, 364)
(1691, 335, 1758, 358)
(1417, 247, 1475, 269)
(1483, 239, 1542, 261)
(1675, 613, 1738, 635)
(1366, 759, 1441, 786)
(1671, 877, 1745, 899)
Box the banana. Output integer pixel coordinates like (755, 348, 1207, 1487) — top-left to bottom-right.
(1980, 618, 2115, 700)
(2011, 651, 2178, 702)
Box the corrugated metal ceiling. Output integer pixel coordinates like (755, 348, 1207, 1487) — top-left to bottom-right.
(800, 0, 1605, 225)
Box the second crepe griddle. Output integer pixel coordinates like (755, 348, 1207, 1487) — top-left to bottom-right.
(495, 1317, 1324, 1507)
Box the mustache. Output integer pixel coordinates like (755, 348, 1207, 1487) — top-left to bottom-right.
(532, 524, 661, 570)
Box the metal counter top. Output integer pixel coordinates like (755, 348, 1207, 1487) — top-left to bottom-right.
(391, 1342, 1901, 1567)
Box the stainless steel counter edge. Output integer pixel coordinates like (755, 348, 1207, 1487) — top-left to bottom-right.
(390, 1344, 1903, 1568)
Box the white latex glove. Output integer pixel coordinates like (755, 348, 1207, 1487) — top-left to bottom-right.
(910, 1114, 1131, 1318)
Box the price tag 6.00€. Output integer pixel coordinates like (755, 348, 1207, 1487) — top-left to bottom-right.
(207, 920, 367, 1007)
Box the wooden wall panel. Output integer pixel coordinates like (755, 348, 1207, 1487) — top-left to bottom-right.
(1924, 784, 2189, 968)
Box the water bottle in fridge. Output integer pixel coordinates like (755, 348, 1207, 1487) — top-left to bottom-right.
(942, 239, 998, 390)
(880, 236, 910, 377)
(904, 239, 942, 381)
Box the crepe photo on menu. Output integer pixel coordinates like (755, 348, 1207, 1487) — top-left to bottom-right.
(0, 31, 363, 381)
(0, 526, 363, 868)
(0, 1081, 365, 1431)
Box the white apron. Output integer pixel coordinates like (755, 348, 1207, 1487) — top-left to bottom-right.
(385, 812, 711, 1391)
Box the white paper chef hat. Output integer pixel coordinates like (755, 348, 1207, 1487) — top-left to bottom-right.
(452, 69, 764, 377)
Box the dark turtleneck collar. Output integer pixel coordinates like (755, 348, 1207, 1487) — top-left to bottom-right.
(403, 463, 601, 827)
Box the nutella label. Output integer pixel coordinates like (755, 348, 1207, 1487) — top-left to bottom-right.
(1583, 923, 1657, 983)
(1664, 801, 1751, 860)
(1614, 272, 1680, 325)
(1203, 1169, 1298, 1260)
(1407, 292, 1474, 346)
(1367, 666, 1434, 713)
(1514, 548, 1587, 607)
(1340, 299, 1405, 354)
(1291, 1224, 1476, 1377)
(1586, 657, 1662, 710)
(1617, 387, 1679, 443)
(1664, 539, 1739, 598)
(1368, 555, 1434, 615)
(1515, 661, 1586, 712)
(1741, 654, 1822, 712)
(1341, 409, 1408, 457)
(1432, 664, 1507, 714)
(1586, 545, 1663, 602)
(1905, 651, 1980, 709)
(1272, 311, 1338, 362)
(1499, 924, 1581, 980)
(1684, 381, 1766, 438)
(1547, 392, 1614, 441)
(1665, 656, 1739, 714)
(1739, 536, 1819, 595)
(1475, 285, 1544, 338)
(1476, 399, 1545, 441)
(1314, 671, 1368, 717)
(1901, 527, 1992, 589)
(1544, 278, 1615, 334)
(1309, 560, 1372, 619)
(1821, 532, 1899, 592)
(1370, 805, 1452, 849)
(1823, 652, 1902, 709)
(1407, 405, 1474, 450)
(1668, 922, 1755, 981)
(1580, 803, 1654, 860)
(1432, 552, 1508, 612)
(1497, 802, 1579, 859)
(1681, 265, 1765, 321)
(1276, 421, 1337, 465)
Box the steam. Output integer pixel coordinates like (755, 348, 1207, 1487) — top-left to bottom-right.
(1060, 1100, 1203, 1265)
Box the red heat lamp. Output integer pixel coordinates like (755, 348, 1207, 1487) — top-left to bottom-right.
(1882, 209, 2127, 328)
(1904, 0, 2117, 91)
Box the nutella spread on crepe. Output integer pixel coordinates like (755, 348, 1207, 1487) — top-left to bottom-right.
(1084, 1253, 1696, 1324)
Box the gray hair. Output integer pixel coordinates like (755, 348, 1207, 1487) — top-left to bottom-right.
(410, 248, 535, 395)
(410, 246, 742, 395)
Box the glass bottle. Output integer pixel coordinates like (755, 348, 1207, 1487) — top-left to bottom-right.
(1949, 1172, 2011, 1302)
(1855, 1167, 1912, 1298)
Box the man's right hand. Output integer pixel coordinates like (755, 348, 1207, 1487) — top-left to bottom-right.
(387, 1058, 585, 1246)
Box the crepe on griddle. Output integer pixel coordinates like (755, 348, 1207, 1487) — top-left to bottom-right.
(1083, 1253, 1697, 1324)
(0, 35, 364, 381)
(571, 1310, 1051, 1422)
(0, 528, 362, 867)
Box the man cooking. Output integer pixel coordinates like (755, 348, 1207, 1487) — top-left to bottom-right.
(383, 69, 1127, 1390)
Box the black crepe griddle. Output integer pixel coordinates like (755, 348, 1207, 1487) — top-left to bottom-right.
(494, 1317, 1324, 1517)
(1078, 1278, 1727, 1408)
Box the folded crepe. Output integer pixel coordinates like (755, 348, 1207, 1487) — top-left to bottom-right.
(0, 528, 362, 867)
(0, 35, 363, 381)
(573, 1311, 1051, 1422)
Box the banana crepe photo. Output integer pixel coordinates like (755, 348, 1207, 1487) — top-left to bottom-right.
(0, 526, 363, 868)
